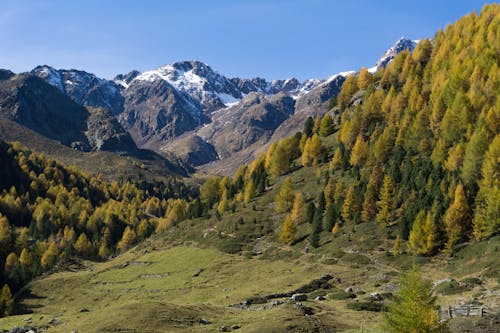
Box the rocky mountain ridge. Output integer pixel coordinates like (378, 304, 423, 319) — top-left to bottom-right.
(24, 37, 419, 172)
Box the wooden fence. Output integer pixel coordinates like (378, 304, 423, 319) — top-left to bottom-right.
(440, 305, 487, 320)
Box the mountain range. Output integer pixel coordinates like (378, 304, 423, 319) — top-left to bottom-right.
(0, 37, 419, 175)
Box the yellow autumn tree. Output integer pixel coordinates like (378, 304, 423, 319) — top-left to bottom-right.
(118, 226, 137, 252)
(74, 233, 92, 257)
(275, 178, 295, 213)
(279, 214, 297, 244)
(444, 183, 471, 253)
(376, 175, 394, 226)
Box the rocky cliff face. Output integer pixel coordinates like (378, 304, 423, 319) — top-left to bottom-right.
(119, 77, 203, 150)
(31, 65, 124, 116)
(0, 73, 92, 150)
(0, 72, 138, 154)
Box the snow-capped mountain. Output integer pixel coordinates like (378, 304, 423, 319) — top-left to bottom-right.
(23, 36, 420, 172)
(31, 65, 124, 115)
(131, 61, 243, 112)
(369, 37, 419, 72)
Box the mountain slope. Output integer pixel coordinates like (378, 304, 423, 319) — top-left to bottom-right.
(32, 65, 124, 116)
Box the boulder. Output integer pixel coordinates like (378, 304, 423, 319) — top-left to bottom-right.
(291, 293, 308, 301)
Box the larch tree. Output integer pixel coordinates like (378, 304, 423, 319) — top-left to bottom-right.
(118, 226, 137, 252)
(377, 175, 394, 226)
(279, 214, 297, 244)
(473, 135, 500, 240)
(275, 178, 295, 213)
(384, 266, 447, 333)
(290, 192, 306, 224)
(444, 183, 471, 253)
(0, 284, 14, 317)
(408, 211, 438, 256)
(74, 233, 92, 257)
(341, 187, 358, 222)
(244, 179, 256, 204)
(349, 134, 369, 166)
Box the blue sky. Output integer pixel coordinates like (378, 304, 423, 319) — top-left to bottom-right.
(0, 0, 488, 80)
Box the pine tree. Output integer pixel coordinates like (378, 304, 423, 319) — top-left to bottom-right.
(319, 114, 334, 137)
(274, 178, 295, 213)
(309, 208, 322, 248)
(384, 266, 446, 333)
(279, 214, 297, 244)
(324, 203, 337, 231)
(303, 116, 314, 137)
(377, 175, 394, 226)
(444, 183, 471, 253)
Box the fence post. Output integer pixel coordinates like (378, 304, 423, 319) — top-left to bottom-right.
(480, 307, 484, 317)
(448, 306, 453, 319)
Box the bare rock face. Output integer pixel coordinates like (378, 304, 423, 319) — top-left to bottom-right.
(85, 107, 138, 154)
(31, 66, 124, 116)
(0, 73, 91, 150)
(196, 92, 295, 159)
(160, 134, 218, 167)
(0, 73, 139, 155)
(119, 78, 203, 150)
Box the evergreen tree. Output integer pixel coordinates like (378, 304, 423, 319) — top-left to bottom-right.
(306, 202, 316, 224)
(303, 116, 314, 137)
(324, 203, 337, 231)
(319, 114, 334, 137)
(384, 266, 447, 333)
(309, 208, 322, 248)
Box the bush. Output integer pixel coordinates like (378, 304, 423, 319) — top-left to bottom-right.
(434, 280, 469, 295)
(329, 291, 356, 300)
(217, 238, 242, 254)
(346, 301, 387, 312)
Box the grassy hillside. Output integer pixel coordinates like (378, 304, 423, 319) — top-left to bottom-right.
(0, 4, 499, 333)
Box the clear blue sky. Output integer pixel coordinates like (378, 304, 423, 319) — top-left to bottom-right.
(0, 0, 489, 80)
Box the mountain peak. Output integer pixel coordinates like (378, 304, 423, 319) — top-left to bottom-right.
(373, 37, 419, 70)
